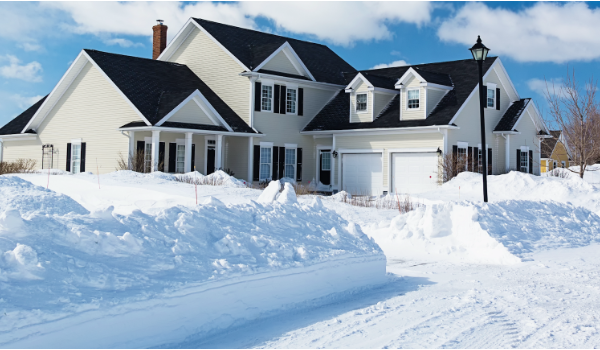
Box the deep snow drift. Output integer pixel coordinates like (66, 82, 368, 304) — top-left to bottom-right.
(0, 176, 385, 348)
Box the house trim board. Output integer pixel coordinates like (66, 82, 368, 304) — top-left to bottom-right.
(302, 125, 458, 137)
(253, 42, 316, 82)
(241, 72, 343, 91)
(155, 90, 233, 131)
(117, 126, 262, 137)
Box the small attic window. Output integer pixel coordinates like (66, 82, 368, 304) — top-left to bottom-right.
(408, 89, 420, 109)
(356, 93, 367, 112)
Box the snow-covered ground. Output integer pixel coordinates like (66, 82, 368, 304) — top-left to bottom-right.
(1, 169, 600, 348)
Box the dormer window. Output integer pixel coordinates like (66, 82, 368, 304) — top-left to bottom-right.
(356, 93, 367, 112)
(407, 89, 420, 109)
(487, 88, 495, 108)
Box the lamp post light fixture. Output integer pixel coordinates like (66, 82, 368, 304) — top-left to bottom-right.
(469, 35, 490, 203)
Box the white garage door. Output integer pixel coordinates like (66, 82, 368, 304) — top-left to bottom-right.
(342, 153, 383, 196)
(392, 152, 439, 194)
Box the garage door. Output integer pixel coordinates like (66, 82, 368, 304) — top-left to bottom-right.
(342, 153, 383, 196)
(392, 152, 439, 194)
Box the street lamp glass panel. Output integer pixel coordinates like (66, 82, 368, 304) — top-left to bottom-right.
(469, 36, 490, 61)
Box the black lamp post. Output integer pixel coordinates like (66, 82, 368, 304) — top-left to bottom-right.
(469, 35, 490, 203)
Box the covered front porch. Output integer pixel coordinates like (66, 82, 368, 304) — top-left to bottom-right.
(120, 123, 260, 181)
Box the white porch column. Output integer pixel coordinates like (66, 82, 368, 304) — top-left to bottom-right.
(216, 134, 223, 170)
(247, 137, 254, 183)
(184, 132, 193, 173)
(0, 139, 3, 163)
(332, 135, 337, 191)
(151, 130, 160, 172)
(505, 134, 511, 173)
(128, 131, 135, 168)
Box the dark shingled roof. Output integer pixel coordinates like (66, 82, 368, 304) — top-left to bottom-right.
(304, 58, 497, 132)
(193, 18, 356, 85)
(0, 95, 47, 135)
(85, 49, 256, 134)
(541, 130, 562, 158)
(121, 121, 228, 132)
(494, 98, 531, 132)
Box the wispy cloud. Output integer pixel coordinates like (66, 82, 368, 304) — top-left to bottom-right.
(0, 55, 43, 82)
(104, 38, 144, 48)
(10, 94, 44, 109)
(371, 60, 409, 70)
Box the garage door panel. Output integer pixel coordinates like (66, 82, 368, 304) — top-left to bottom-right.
(393, 152, 439, 194)
(342, 153, 382, 196)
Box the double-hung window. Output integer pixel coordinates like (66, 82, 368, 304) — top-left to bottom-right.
(520, 150, 528, 172)
(407, 89, 420, 109)
(561, 161, 566, 168)
(259, 145, 272, 181)
(284, 148, 296, 179)
(176, 144, 185, 173)
(71, 143, 81, 174)
(286, 88, 297, 114)
(487, 88, 495, 108)
(356, 93, 367, 112)
(261, 85, 273, 112)
(144, 142, 152, 173)
(457, 145, 467, 170)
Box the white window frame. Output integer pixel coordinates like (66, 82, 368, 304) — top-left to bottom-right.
(259, 142, 273, 181)
(561, 160, 566, 168)
(286, 87, 297, 115)
(284, 143, 297, 179)
(261, 83, 274, 112)
(356, 93, 368, 113)
(520, 146, 529, 173)
(175, 138, 186, 174)
(407, 88, 420, 110)
(321, 150, 331, 171)
(486, 83, 497, 109)
(71, 139, 82, 174)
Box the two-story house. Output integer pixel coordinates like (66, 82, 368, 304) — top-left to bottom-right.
(0, 18, 549, 195)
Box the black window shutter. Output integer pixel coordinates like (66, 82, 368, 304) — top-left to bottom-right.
(253, 145, 260, 181)
(296, 148, 302, 181)
(488, 148, 492, 175)
(475, 147, 480, 173)
(452, 145, 458, 170)
(66, 143, 71, 172)
(159, 142, 165, 172)
(254, 82, 262, 112)
(191, 144, 196, 172)
(496, 88, 501, 110)
(516, 149, 521, 172)
(298, 88, 304, 116)
(274, 84, 280, 114)
(529, 150, 533, 174)
(483, 85, 487, 108)
(272, 146, 279, 180)
(169, 143, 176, 173)
(468, 146, 473, 172)
(279, 147, 285, 178)
(279, 85, 287, 114)
(80, 142, 86, 172)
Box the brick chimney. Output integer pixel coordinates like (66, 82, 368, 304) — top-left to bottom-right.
(152, 20, 168, 60)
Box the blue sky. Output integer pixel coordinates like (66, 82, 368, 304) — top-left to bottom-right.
(1, 1, 600, 128)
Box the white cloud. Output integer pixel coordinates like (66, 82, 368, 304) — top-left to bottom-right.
(18, 43, 44, 52)
(0, 55, 43, 83)
(527, 78, 563, 97)
(104, 38, 144, 48)
(438, 2, 600, 63)
(40, 1, 432, 47)
(240, 2, 433, 46)
(10, 94, 44, 109)
(371, 59, 409, 70)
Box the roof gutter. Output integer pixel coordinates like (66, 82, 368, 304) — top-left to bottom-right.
(239, 71, 344, 91)
(117, 126, 263, 137)
(492, 131, 521, 135)
(0, 134, 38, 141)
(301, 124, 459, 135)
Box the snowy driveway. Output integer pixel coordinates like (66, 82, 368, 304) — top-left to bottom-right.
(183, 244, 600, 349)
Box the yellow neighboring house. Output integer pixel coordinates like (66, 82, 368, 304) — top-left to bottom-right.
(541, 130, 571, 173)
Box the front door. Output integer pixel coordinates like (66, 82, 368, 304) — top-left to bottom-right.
(319, 150, 331, 185)
(206, 141, 216, 174)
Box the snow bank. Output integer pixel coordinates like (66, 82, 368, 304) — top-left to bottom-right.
(371, 200, 600, 264)
(175, 170, 248, 188)
(0, 176, 384, 347)
(431, 171, 600, 214)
